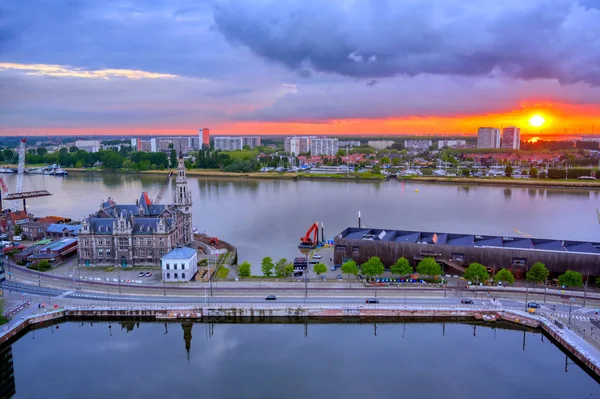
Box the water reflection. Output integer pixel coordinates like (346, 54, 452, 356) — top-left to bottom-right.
(7, 321, 600, 398)
(0, 345, 15, 399)
(504, 188, 512, 199)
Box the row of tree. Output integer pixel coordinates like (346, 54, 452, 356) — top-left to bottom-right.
(237, 256, 585, 288)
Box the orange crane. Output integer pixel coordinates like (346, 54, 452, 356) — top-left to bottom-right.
(299, 222, 319, 248)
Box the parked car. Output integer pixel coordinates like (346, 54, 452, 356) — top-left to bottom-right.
(144, 272, 152, 277)
(0, 234, 8, 240)
(330, 266, 336, 271)
(366, 298, 379, 304)
(265, 295, 277, 300)
(13, 235, 22, 241)
(312, 254, 322, 259)
(527, 302, 541, 309)
(336, 275, 342, 280)
(461, 299, 474, 304)
(138, 272, 145, 277)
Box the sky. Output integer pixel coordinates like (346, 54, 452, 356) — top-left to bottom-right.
(1, 0, 600, 137)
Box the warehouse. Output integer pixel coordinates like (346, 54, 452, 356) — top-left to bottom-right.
(334, 227, 600, 278)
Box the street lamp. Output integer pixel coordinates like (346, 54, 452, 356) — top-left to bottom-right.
(568, 298, 575, 329)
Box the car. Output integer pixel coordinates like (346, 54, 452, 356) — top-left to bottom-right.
(527, 302, 541, 309)
(331, 266, 336, 271)
(265, 295, 277, 300)
(497, 281, 503, 287)
(138, 272, 145, 277)
(336, 275, 342, 280)
(0, 234, 7, 240)
(13, 235, 22, 241)
(144, 272, 152, 277)
(461, 299, 474, 304)
(366, 298, 379, 304)
(312, 254, 322, 259)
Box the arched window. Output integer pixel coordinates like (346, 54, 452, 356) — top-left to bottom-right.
(167, 273, 170, 279)
(174, 273, 178, 279)
(182, 273, 186, 279)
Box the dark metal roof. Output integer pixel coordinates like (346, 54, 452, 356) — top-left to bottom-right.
(338, 227, 600, 255)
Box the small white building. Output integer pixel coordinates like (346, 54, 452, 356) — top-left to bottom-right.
(161, 247, 198, 282)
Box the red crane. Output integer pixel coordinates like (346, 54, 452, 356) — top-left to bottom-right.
(299, 222, 319, 248)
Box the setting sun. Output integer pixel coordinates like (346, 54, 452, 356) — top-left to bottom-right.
(529, 114, 546, 127)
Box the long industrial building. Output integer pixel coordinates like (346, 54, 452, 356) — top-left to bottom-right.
(334, 227, 600, 278)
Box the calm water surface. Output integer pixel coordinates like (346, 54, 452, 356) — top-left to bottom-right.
(3, 174, 599, 272)
(4, 322, 599, 399)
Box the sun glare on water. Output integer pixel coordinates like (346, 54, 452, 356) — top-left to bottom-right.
(529, 114, 546, 127)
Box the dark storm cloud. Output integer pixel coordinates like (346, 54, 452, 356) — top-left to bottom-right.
(212, 0, 600, 85)
(0, 0, 257, 80)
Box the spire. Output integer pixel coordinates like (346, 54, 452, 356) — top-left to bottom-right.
(182, 322, 193, 363)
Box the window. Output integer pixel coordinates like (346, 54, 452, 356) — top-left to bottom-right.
(181, 263, 185, 270)
(335, 245, 347, 251)
(83, 249, 90, 258)
(146, 238, 152, 246)
(118, 237, 127, 250)
(174, 273, 178, 279)
(120, 221, 125, 228)
(174, 264, 177, 270)
(98, 249, 104, 257)
(106, 249, 111, 256)
(167, 273, 170, 279)
(182, 273, 185, 279)
(160, 249, 164, 256)
(166, 263, 170, 270)
(352, 246, 360, 254)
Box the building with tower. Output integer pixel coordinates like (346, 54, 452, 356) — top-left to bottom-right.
(77, 153, 194, 267)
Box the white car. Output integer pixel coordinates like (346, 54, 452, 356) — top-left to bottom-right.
(312, 254, 322, 259)
(13, 235, 22, 241)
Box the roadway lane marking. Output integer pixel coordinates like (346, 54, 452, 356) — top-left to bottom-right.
(56, 290, 74, 299)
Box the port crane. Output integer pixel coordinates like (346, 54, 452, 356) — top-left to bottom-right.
(152, 171, 173, 205)
(2, 138, 52, 211)
(299, 222, 320, 248)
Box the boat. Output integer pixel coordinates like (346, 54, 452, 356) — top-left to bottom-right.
(0, 168, 15, 173)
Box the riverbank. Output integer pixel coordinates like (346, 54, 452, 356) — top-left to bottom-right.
(400, 176, 600, 189)
(64, 167, 600, 187)
(65, 168, 387, 180)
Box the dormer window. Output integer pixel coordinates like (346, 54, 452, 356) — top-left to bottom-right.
(140, 225, 145, 232)
(120, 222, 125, 228)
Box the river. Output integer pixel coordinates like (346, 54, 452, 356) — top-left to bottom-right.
(3, 321, 599, 398)
(2, 173, 599, 272)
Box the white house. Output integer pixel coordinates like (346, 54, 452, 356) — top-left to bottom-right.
(161, 247, 198, 282)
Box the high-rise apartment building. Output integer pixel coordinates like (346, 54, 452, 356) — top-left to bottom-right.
(213, 136, 261, 151)
(404, 140, 432, 151)
(477, 128, 501, 149)
(213, 137, 243, 151)
(199, 128, 210, 148)
(438, 139, 467, 149)
(242, 136, 261, 149)
(284, 136, 311, 155)
(367, 140, 394, 150)
(310, 137, 339, 156)
(501, 127, 521, 150)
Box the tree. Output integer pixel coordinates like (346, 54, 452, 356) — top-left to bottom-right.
(284, 263, 294, 277)
(526, 262, 549, 284)
(380, 156, 390, 165)
(372, 164, 381, 174)
(313, 263, 327, 276)
(463, 262, 489, 283)
(37, 260, 51, 272)
(494, 268, 515, 285)
(529, 167, 538, 178)
(505, 164, 513, 177)
(238, 261, 251, 277)
(341, 260, 358, 279)
(558, 270, 583, 287)
(274, 258, 288, 277)
(261, 257, 274, 277)
(461, 168, 470, 177)
(361, 256, 385, 278)
(416, 257, 442, 276)
(13, 225, 21, 236)
(391, 257, 412, 276)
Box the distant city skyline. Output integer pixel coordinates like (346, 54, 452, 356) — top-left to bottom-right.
(1, 1, 600, 137)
